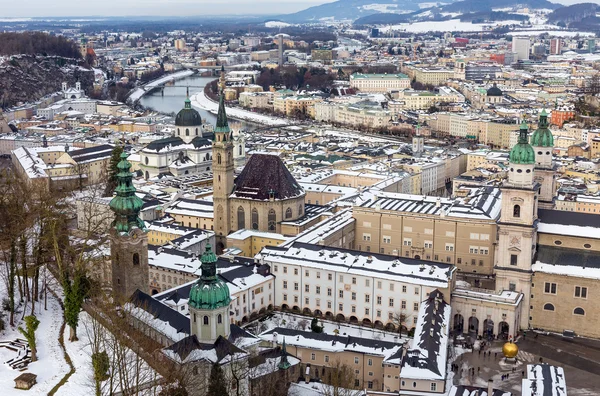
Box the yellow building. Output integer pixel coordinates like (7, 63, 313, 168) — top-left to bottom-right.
(226, 229, 288, 257)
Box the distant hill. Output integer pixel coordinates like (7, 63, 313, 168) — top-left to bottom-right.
(546, 3, 599, 25)
(0, 32, 82, 59)
(439, 0, 559, 13)
(274, 0, 449, 23)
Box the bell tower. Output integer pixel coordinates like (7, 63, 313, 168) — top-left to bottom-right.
(531, 110, 555, 208)
(188, 245, 231, 343)
(495, 120, 539, 330)
(212, 89, 234, 252)
(109, 152, 149, 300)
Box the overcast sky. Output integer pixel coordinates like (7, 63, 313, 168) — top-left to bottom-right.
(2, 0, 336, 17)
(2, 0, 599, 18)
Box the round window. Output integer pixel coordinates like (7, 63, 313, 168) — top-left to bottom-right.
(554, 240, 562, 245)
(538, 151, 542, 155)
(584, 243, 591, 248)
(517, 169, 522, 173)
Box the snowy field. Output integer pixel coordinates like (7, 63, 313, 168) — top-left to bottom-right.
(190, 91, 290, 126)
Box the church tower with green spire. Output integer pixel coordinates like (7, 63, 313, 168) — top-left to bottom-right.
(531, 109, 556, 208)
(109, 152, 149, 299)
(212, 90, 235, 253)
(189, 244, 231, 342)
(495, 119, 540, 330)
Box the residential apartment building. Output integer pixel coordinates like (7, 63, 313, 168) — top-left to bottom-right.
(349, 73, 410, 93)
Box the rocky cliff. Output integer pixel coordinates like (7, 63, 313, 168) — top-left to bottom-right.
(0, 55, 94, 108)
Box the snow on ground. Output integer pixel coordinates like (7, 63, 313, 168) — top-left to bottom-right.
(379, 19, 519, 33)
(265, 21, 291, 28)
(190, 91, 290, 126)
(55, 312, 161, 396)
(509, 30, 595, 37)
(253, 312, 408, 345)
(0, 281, 69, 395)
(129, 70, 195, 102)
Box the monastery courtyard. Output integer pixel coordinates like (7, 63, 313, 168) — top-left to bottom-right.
(452, 333, 600, 395)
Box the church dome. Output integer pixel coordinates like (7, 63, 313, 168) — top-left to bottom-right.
(188, 245, 231, 310)
(486, 83, 502, 97)
(531, 109, 554, 147)
(175, 98, 201, 127)
(509, 120, 535, 165)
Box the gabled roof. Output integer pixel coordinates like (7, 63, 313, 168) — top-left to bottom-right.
(130, 289, 189, 335)
(144, 136, 185, 152)
(165, 334, 246, 363)
(232, 153, 304, 200)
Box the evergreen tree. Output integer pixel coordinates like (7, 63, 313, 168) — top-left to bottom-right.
(104, 145, 123, 197)
(18, 315, 40, 361)
(311, 317, 323, 333)
(207, 364, 227, 396)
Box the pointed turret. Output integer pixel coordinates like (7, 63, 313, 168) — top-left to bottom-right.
(109, 152, 145, 233)
(277, 337, 291, 370)
(215, 93, 230, 135)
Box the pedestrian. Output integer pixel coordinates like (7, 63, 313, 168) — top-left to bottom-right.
(539, 357, 543, 363)
(495, 352, 498, 358)
(479, 349, 481, 356)
(478, 367, 480, 373)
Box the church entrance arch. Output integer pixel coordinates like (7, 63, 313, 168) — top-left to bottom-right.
(453, 314, 464, 333)
(414, 255, 421, 260)
(468, 316, 479, 336)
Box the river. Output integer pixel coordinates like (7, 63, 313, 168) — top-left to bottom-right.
(139, 75, 218, 124)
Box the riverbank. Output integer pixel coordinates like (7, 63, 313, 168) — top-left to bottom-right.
(128, 69, 196, 103)
(190, 90, 289, 127)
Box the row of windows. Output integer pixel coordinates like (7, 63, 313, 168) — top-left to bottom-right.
(192, 313, 224, 325)
(541, 283, 588, 298)
(554, 240, 593, 249)
(542, 304, 586, 316)
(237, 206, 303, 231)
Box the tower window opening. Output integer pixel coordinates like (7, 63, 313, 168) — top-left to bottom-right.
(133, 253, 140, 266)
(513, 205, 521, 218)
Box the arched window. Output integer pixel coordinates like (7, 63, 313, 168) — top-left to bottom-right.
(268, 209, 276, 231)
(228, 152, 232, 163)
(185, 128, 189, 136)
(543, 303, 555, 311)
(513, 205, 521, 218)
(285, 207, 292, 219)
(218, 314, 222, 324)
(133, 253, 140, 266)
(239, 145, 243, 156)
(203, 316, 209, 325)
(299, 205, 303, 215)
(145, 156, 149, 165)
(195, 128, 199, 136)
(251, 209, 259, 230)
(193, 366, 199, 375)
(217, 153, 221, 165)
(177, 128, 180, 135)
(238, 206, 245, 229)
(574, 307, 585, 316)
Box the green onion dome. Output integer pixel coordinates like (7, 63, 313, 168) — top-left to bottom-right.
(509, 120, 536, 165)
(530, 109, 554, 147)
(189, 245, 231, 310)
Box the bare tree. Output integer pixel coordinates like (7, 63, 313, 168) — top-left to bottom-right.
(391, 309, 412, 336)
(320, 359, 363, 396)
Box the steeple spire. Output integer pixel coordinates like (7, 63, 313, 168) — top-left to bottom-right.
(200, 244, 218, 282)
(109, 153, 145, 233)
(184, 87, 191, 109)
(277, 337, 291, 370)
(215, 93, 230, 133)
(518, 119, 529, 144)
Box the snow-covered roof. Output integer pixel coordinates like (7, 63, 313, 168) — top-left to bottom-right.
(257, 242, 454, 289)
(521, 364, 566, 396)
(400, 290, 450, 381)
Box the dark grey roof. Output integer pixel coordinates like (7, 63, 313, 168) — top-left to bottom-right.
(538, 208, 598, 228)
(69, 144, 114, 163)
(450, 385, 511, 396)
(191, 136, 212, 148)
(536, 245, 600, 269)
(145, 136, 185, 152)
(165, 333, 245, 363)
(233, 154, 304, 200)
(130, 289, 190, 336)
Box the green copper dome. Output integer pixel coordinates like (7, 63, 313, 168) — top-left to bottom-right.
(189, 245, 231, 310)
(175, 97, 202, 127)
(509, 120, 535, 165)
(530, 109, 554, 147)
(109, 152, 145, 233)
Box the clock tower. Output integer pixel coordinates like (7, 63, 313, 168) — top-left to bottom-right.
(495, 120, 539, 330)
